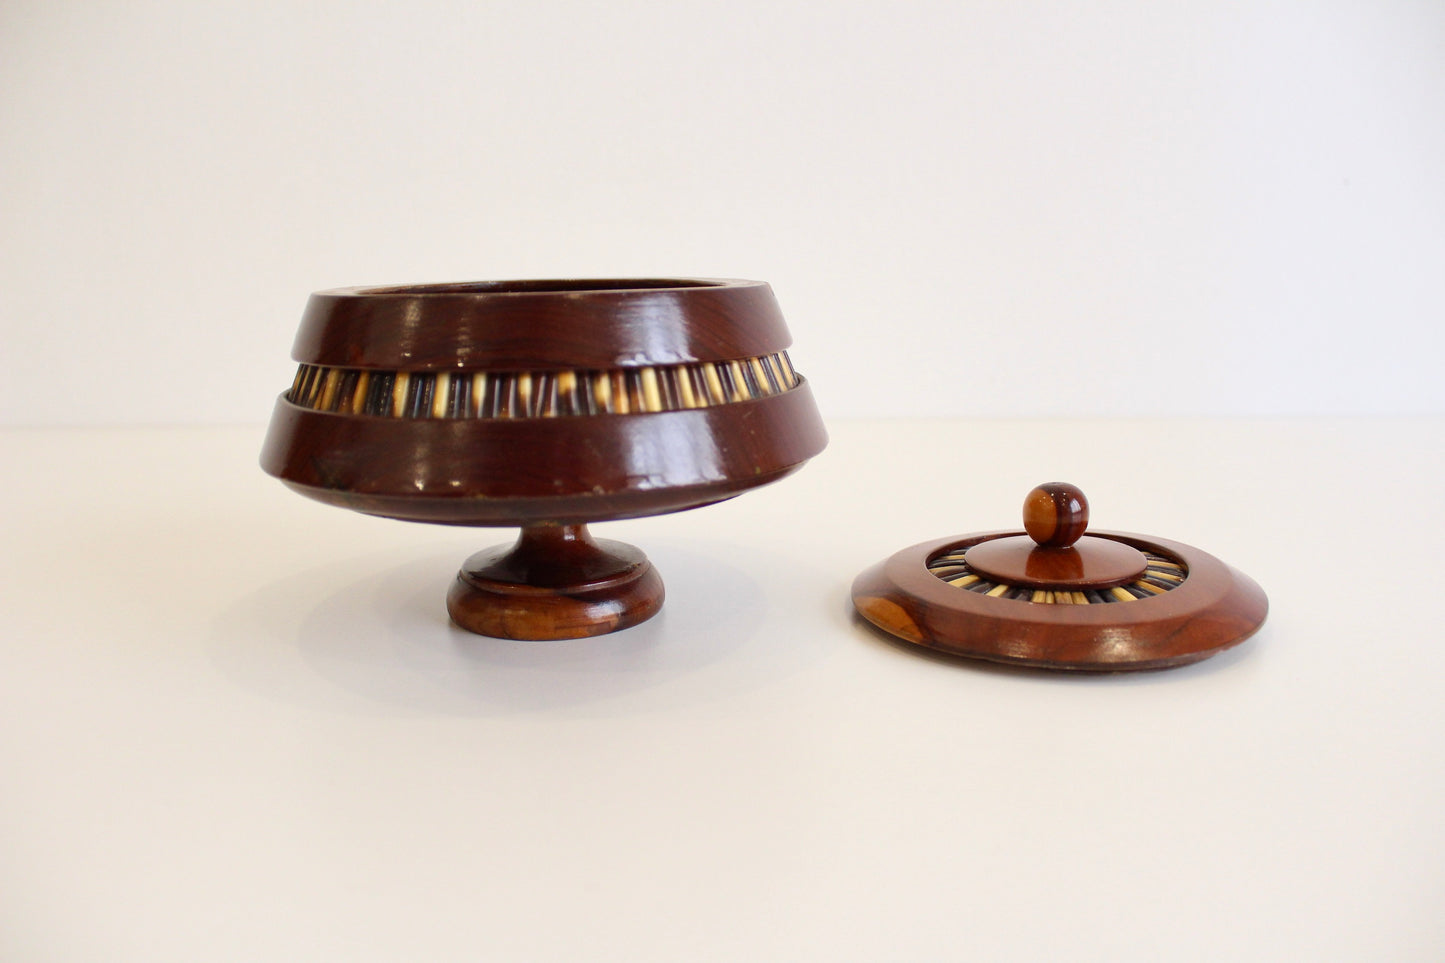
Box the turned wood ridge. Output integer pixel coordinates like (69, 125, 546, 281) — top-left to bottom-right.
(261, 279, 827, 640)
(851, 482, 1268, 671)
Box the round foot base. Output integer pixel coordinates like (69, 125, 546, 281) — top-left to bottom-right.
(446, 524, 664, 640)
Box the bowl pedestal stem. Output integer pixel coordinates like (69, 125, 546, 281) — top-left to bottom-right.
(446, 523, 664, 640)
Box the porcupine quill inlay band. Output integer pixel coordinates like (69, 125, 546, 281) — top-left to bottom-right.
(287, 352, 800, 419)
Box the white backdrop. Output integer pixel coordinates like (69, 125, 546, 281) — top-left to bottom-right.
(2, 0, 1441, 425)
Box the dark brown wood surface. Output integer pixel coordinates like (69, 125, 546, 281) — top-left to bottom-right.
(291, 279, 794, 370)
(447, 524, 664, 639)
(963, 534, 1147, 589)
(261, 380, 826, 525)
(262, 276, 828, 639)
(853, 531, 1268, 671)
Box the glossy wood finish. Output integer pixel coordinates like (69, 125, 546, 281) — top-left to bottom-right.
(963, 482, 1145, 589)
(853, 531, 1267, 671)
(292, 279, 793, 370)
(261, 278, 827, 640)
(447, 525, 664, 640)
(963, 534, 1147, 589)
(926, 545, 1185, 605)
(1022, 482, 1089, 547)
(261, 382, 826, 525)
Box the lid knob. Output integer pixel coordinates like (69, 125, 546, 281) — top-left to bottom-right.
(1022, 482, 1089, 549)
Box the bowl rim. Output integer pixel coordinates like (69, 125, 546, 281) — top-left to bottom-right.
(291, 277, 793, 370)
(315, 277, 761, 298)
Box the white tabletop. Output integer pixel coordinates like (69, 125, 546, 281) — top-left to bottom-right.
(2, 418, 1442, 961)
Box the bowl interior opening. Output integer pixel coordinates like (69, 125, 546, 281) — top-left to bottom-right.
(367, 279, 726, 296)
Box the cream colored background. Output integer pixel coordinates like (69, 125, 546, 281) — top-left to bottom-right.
(2, 0, 1442, 424)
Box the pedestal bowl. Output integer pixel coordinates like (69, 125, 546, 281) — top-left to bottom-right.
(261, 278, 827, 639)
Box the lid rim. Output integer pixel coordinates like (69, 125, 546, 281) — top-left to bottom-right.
(854, 530, 1267, 671)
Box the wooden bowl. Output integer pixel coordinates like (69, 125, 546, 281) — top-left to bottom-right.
(261, 279, 827, 639)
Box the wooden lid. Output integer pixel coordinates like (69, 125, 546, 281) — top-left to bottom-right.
(851, 483, 1268, 671)
(290, 278, 794, 370)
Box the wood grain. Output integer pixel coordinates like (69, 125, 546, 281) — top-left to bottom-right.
(854, 531, 1267, 671)
(262, 278, 827, 639)
(447, 525, 665, 640)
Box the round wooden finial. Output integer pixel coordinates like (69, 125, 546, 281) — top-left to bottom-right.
(1023, 483, 1089, 548)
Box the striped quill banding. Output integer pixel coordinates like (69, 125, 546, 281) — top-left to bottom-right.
(925, 550, 1188, 604)
(286, 351, 802, 419)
